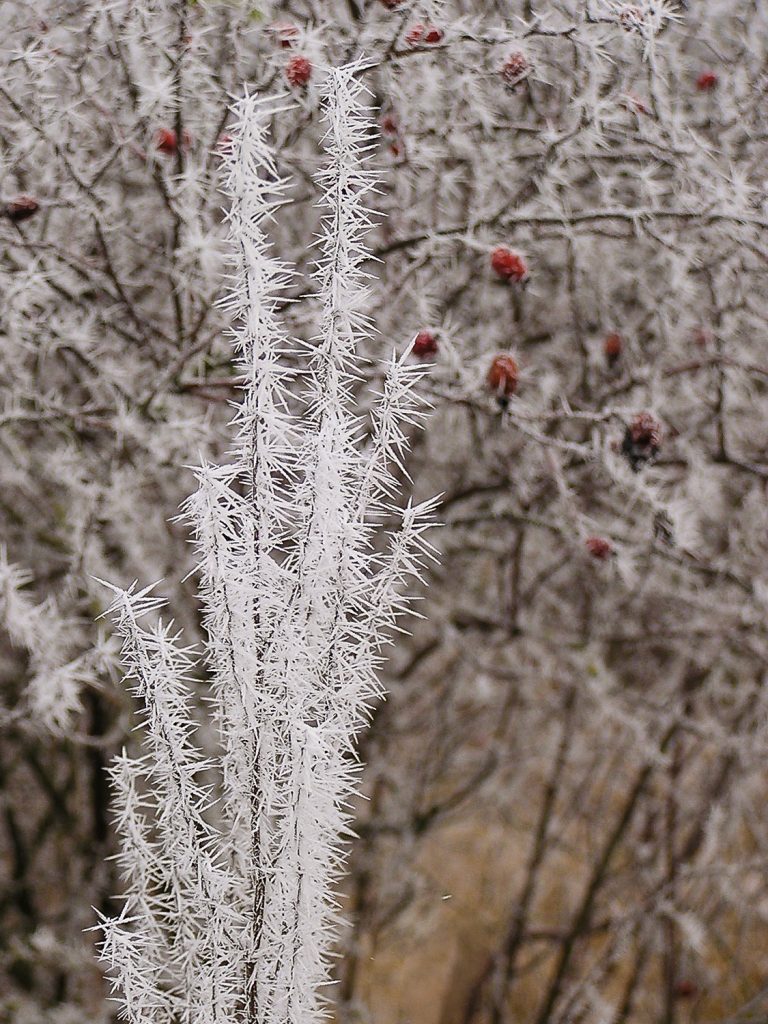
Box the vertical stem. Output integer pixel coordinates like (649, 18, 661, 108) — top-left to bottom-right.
(661, 736, 682, 1024)
(533, 724, 677, 1024)
(705, 271, 727, 461)
(613, 937, 651, 1024)
(170, 0, 187, 350)
(566, 234, 590, 403)
(507, 529, 525, 634)
(489, 686, 577, 1024)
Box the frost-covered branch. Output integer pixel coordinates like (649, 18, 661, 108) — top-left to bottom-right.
(98, 65, 434, 1024)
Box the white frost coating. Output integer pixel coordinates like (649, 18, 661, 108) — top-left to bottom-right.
(97, 64, 437, 1024)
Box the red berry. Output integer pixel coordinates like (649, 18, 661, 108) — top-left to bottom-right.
(604, 332, 622, 366)
(500, 51, 529, 84)
(585, 537, 613, 560)
(154, 128, 177, 154)
(696, 71, 718, 91)
(5, 195, 40, 223)
(412, 331, 439, 358)
(379, 0, 404, 7)
(622, 412, 663, 471)
(285, 55, 312, 88)
(490, 247, 528, 283)
(487, 354, 519, 406)
(673, 979, 697, 1000)
(379, 114, 399, 137)
(405, 23, 443, 45)
(154, 128, 192, 156)
(271, 22, 299, 48)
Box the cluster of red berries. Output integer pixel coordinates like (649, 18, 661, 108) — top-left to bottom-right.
(411, 338, 521, 407)
(269, 22, 309, 88)
(4, 196, 39, 223)
(490, 246, 528, 283)
(405, 24, 443, 46)
(154, 128, 192, 156)
(412, 340, 520, 407)
(622, 412, 663, 471)
(486, 249, 524, 406)
(285, 55, 312, 89)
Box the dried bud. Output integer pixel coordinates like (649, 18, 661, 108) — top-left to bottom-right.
(271, 22, 299, 48)
(624, 93, 649, 115)
(622, 412, 663, 471)
(406, 23, 424, 45)
(585, 537, 613, 560)
(500, 51, 529, 85)
(490, 246, 528, 283)
(412, 331, 439, 358)
(285, 55, 312, 89)
(5, 195, 40, 223)
(216, 133, 234, 155)
(619, 5, 644, 30)
(487, 354, 519, 407)
(379, 0, 404, 7)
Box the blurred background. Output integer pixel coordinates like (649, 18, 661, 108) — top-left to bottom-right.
(2, 1, 768, 1021)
